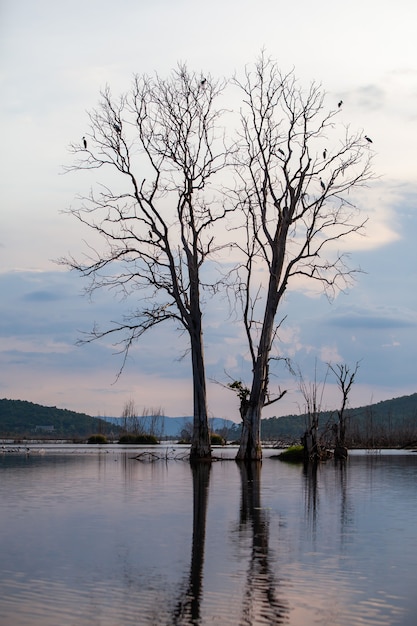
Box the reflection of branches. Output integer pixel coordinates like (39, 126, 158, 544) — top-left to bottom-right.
(334, 458, 354, 546)
(303, 461, 319, 535)
(236, 462, 288, 625)
(172, 462, 211, 625)
(303, 459, 355, 551)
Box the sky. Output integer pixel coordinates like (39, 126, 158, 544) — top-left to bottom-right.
(1, 0, 416, 422)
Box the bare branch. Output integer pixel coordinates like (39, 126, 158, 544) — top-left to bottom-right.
(232, 53, 374, 461)
(62, 65, 233, 460)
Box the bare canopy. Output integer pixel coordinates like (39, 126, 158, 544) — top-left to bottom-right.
(230, 55, 373, 460)
(61, 65, 230, 461)
(61, 57, 373, 462)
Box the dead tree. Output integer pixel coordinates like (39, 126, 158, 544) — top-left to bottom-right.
(121, 398, 140, 434)
(146, 407, 165, 440)
(329, 361, 360, 458)
(232, 54, 373, 460)
(62, 66, 230, 461)
(299, 363, 329, 462)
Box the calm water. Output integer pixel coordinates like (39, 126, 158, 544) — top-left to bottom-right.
(0, 445, 416, 626)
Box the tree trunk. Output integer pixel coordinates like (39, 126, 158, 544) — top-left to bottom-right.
(237, 272, 280, 461)
(236, 402, 263, 460)
(236, 334, 271, 461)
(302, 426, 320, 463)
(189, 325, 211, 461)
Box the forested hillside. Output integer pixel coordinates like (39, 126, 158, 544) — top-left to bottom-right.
(257, 392, 417, 446)
(1, 393, 416, 444)
(0, 399, 118, 438)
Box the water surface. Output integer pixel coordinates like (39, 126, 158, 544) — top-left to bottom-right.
(1, 445, 416, 625)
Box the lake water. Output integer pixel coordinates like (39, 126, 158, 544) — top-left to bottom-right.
(0, 445, 416, 626)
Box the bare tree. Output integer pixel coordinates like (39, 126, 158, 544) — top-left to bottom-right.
(146, 407, 165, 440)
(180, 420, 193, 444)
(329, 361, 360, 458)
(299, 363, 330, 462)
(231, 54, 373, 460)
(61, 66, 230, 461)
(121, 398, 138, 434)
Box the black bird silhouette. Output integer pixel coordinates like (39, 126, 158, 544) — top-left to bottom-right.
(82, 136, 87, 149)
(320, 178, 326, 191)
(278, 148, 285, 156)
(323, 149, 327, 159)
(338, 100, 343, 108)
(364, 135, 373, 143)
(113, 123, 121, 134)
(200, 77, 206, 86)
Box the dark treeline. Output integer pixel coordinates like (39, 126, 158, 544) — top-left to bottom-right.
(249, 393, 417, 448)
(1, 394, 416, 447)
(0, 399, 120, 439)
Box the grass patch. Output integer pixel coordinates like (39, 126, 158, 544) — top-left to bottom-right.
(210, 433, 225, 445)
(118, 434, 158, 445)
(87, 434, 108, 444)
(278, 445, 304, 463)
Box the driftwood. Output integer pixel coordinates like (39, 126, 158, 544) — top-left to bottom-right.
(131, 449, 190, 462)
(131, 449, 236, 463)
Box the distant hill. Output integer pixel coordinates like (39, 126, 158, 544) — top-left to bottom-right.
(0, 399, 119, 439)
(1, 394, 416, 444)
(94, 415, 235, 438)
(260, 392, 417, 445)
(0, 399, 234, 439)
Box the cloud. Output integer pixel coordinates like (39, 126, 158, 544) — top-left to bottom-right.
(23, 290, 63, 302)
(319, 344, 344, 363)
(1, 336, 73, 355)
(381, 341, 401, 348)
(328, 305, 417, 330)
(354, 84, 386, 111)
(1, 0, 417, 419)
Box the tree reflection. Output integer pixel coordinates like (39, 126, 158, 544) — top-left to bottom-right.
(303, 457, 354, 546)
(303, 461, 319, 534)
(236, 462, 288, 625)
(334, 458, 354, 539)
(172, 461, 211, 625)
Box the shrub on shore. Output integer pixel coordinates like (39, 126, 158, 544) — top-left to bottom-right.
(277, 445, 304, 463)
(118, 434, 158, 445)
(88, 434, 108, 444)
(210, 433, 225, 445)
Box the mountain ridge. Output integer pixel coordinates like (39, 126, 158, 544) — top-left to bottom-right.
(1, 393, 416, 440)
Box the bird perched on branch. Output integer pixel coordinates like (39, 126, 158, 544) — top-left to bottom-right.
(323, 148, 327, 159)
(364, 135, 373, 143)
(338, 100, 343, 108)
(200, 77, 206, 86)
(82, 136, 87, 149)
